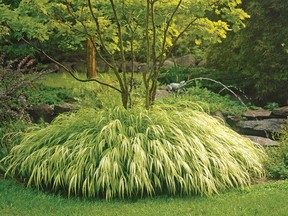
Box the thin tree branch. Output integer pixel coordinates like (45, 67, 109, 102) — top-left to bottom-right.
(148, 0, 158, 104)
(163, 17, 198, 62)
(22, 38, 122, 93)
(110, 0, 128, 93)
(121, 1, 140, 94)
(160, 0, 182, 57)
(143, 0, 150, 91)
(87, 0, 113, 58)
(87, 0, 126, 94)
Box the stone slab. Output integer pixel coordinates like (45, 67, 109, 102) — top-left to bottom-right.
(271, 106, 288, 118)
(244, 135, 278, 147)
(243, 109, 272, 119)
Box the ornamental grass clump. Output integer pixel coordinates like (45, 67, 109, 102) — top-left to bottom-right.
(1, 104, 266, 200)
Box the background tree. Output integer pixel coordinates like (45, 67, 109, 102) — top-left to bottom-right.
(206, 0, 288, 106)
(1, 0, 249, 109)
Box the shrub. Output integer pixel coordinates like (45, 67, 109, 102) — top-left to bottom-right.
(1, 104, 266, 199)
(0, 66, 30, 122)
(264, 121, 288, 179)
(0, 54, 56, 122)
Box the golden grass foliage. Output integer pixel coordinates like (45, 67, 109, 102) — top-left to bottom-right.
(1, 104, 266, 199)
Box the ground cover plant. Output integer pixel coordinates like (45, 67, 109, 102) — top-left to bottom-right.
(20, 83, 74, 105)
(158, 86, 247, 116)
(2, 103, 266, 200)
(264, 122, 288, 179)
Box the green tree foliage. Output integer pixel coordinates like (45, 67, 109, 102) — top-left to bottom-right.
(206, 0, 288, 105)
(1, 0, 249, 109)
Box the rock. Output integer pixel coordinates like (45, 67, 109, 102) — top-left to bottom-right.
(97, 59, 109, 72)
(27, 103, 79, 123)
(155, 89, 170, 99)
(271, 106, 288, 118)
(176, 54, 196, 68)
(244, 135, 278, 147)
(72, 61, 86, 73)
(213, 111, 226, 123)
(118, 61, 140, 72)
(163, 60, 174, 68)
(243, 109, 272, 119)
(236, 118, 286, 138)
(54, 103, 78, 115)
(196, 60, 206, 67)
(226, 106, 288, 139)
(138, 63, 153, 73)
(226, 115, 242, 126)
(45, 63, 60, 73)
(27, 104, 54, 123)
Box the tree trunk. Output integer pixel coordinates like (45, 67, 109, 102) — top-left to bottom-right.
(86, 39, 97, 79)
(121, 91, 129, 109)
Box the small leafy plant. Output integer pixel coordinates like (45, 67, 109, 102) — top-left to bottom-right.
(264, 102, 279, 110)
(158, 63, 191, 84)
(264, 121, 288, 179)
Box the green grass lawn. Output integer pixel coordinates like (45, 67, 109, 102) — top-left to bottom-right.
(0, 178, 287, 216)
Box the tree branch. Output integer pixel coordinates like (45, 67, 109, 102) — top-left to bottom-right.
(161, 0, 182, 57)
(110, 0, 128, 92)
(22, 38, 122, 93)
(164, 17, 198, 61)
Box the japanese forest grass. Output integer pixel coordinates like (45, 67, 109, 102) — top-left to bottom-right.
(1, 103, 266, 200)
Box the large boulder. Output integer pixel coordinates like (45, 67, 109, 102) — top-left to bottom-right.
(54, 103, 79, 116)
(155, 89, 170, 99)
(118, 61, 140, 72)
(58, 61, 86, 73)
(138, 63, 153, 73)
(58, 62, 76, 72)
(244, 135, 278, 147)
(27, 103, 79, 123)
(162, 60, 175, 68)
(27, 104, 54, 123)
(236, 118, 286, 138)
(176, 54, 196, 68)
(72, 61, 86, 73)
(271, 106, 288, 118)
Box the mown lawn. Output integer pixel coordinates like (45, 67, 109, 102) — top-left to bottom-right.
(0, 178, 287, 216)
